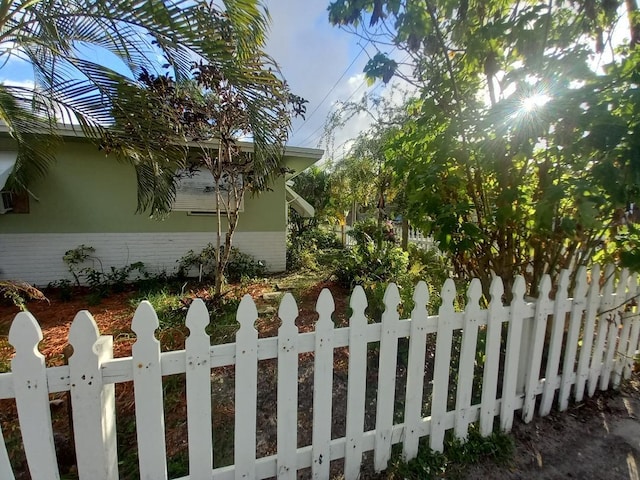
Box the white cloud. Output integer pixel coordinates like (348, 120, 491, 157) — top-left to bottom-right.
(264, 1, 417, 163)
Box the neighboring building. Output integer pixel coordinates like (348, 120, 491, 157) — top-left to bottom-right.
(0, 127, 322, 286)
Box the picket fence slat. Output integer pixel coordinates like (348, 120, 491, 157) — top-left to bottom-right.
(500, 276, 527, 431)
(68, 311, 117, 480)
(590, 265, 615, 396)
(575, 264, 601, 402)
(0, 421, 14, 480)
(601, 269, 629, 389)
(480, 277, 506, 435)
(454, 279, 482, 440)
(430, 279, 456, 452)
(131, 301, 168, 480)
(9, 312, 60, 480)
(613, 272, 636, 387)
(185, 299, 213, 479)
(312, 289, 335, 479)
(559, 267, 588, 411)
(277, 293, 299, 480)
(344, 286, 368, 480)
(3, 265, 640, 480)
(235, 295, 259, 480)
(623, 273, 640, 380)
(402, 282, 429, 459)
(373, 284, 401, 472)
(522, 275, 552, 423)
(540, 270, 571, 417)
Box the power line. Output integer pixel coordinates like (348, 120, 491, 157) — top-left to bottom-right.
(290, 41, 370, 142)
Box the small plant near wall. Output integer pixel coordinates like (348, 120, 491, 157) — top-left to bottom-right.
(60, 245, 149, 299)
(177, 243, 265, 284)
(0, 280, 47, 310)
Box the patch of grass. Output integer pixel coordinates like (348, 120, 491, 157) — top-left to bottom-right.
(383, 426, 514, 479)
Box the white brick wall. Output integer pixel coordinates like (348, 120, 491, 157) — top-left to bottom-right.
(0, 231, 286, 286)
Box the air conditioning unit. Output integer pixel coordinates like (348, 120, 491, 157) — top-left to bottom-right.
(0, 191, 13, 214)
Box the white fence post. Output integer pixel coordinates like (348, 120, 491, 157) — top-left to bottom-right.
(235, 295, 259, 480)
(500, 276, 527, 431)
(589, 264, 616, 395)
(540, 270, 570, 416)
(403, 282, 429, 459)
(68, 311, 117, 480)
(454, 278, 482, 440)
(480, 276, 506, 435)
(613, 271, 636, 387)
(277, 293, 299, 480)
(131, 301, 168, 480)
(623, 273, 640, 380)
(344, 286, 368, 480)
(559, 267, 588, 411)
(522, 275, 552, 423)
(312, 289, 335, 479)
(9, 312, 60, 480)
(373, 283, 401, 472)
(185, 299, 213, 479)
(575, 264, 601, 402)
(601, 269, 629, 389)
(430, 279, 456, 452)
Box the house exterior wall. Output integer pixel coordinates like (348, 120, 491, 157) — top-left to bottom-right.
(0, 141, 291, 285)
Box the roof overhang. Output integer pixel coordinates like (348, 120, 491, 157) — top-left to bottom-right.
(0, 151, 17, 190)
(286, 185, 315, 218)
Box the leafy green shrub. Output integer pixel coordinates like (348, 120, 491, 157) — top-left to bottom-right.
(178, 244, 265, 283)
(335, 221, 409, 289)
(226, 249, 266, 282)
(385, 427, 514, 479)
(287, 227, 343, 270)
(61, 245, 150, 300)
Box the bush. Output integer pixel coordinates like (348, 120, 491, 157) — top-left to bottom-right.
(177, 244, 265, 283)
(287, 227, 342, 271)
(226, 248, 266, 282)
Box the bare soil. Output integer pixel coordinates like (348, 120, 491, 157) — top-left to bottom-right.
(2, 279, 640, 479)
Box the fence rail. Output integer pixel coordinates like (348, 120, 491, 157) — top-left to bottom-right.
(0, 265, 639, 479)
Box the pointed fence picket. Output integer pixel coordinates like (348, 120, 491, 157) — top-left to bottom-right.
(1, 264, 639, 480)
(500, 276, 527, 431)
(430, 279, 456, 452)
(311, 289, 335, 479)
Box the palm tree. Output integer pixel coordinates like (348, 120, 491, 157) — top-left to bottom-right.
(0, 0, 274, 196)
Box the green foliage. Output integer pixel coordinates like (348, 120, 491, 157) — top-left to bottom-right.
(335, 220, 408, 287)
(0, 280, 47, 310)
(62, 245, 149, 299)
(1, 0, 276, 194)
(226, 249, 266, 282)
(384, 427, 514, 479)
(289, 166, 333, 235)
(327, 0, 640, 296)
(178, 244, 266, 283)
(287, 227, 342, 271)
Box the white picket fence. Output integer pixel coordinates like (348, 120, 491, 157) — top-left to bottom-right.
(1, 265, 639, 479)
(392, 225, 435, 250)
(334, 224, 435, 250)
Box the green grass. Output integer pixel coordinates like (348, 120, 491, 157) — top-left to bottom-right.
(383, 426, 514, 479)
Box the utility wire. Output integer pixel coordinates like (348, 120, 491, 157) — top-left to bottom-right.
(290, 41, 370, 142)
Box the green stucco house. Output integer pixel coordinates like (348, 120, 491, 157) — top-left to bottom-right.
(0, 126, 322, 286)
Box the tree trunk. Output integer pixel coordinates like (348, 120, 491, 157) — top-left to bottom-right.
(401, 218, 409, 251)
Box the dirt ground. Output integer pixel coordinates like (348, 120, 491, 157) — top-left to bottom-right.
(464, 375, 640, 480)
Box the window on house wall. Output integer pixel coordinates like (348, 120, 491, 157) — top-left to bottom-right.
(0, 190, 29, 214)
(172, 168, 244, 214)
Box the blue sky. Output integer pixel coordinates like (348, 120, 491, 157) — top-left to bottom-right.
(0, 0, 393, 159)
(264, 0, 388, 154)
